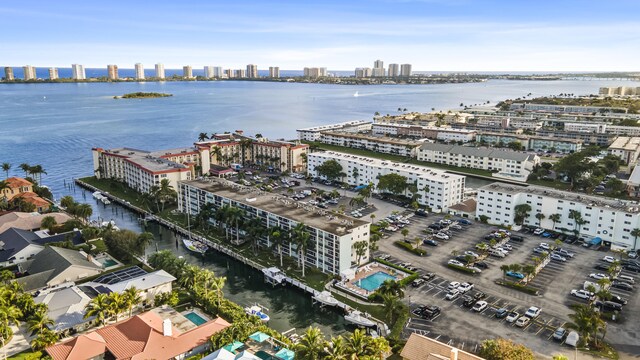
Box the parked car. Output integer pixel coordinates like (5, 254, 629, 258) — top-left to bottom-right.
(570, 289, 594, 300)
(525, 306, 541, 318)
(515, 316, 531, 327)
(623, 264, 640, 273)
(472, 301, 488, 312)
(589, 273, 609, 280)
(613, 275, 635, 285)
(593, 300, 623, 312)
(533, 247, 549, 255)
(510, 235, 524, 242)
(556, 249, 575, 258)
(458, 219, 473, 225)
(594, 263, 612, 271)
(629, 251, 638, 259)
(378, 254, 391, 261)
(463, 251, 479, 258)
(419, 305, 441, 320)
(424, 239, 439, 246)
(447, 281, 461, 290)
(434, 233, 450, 240)
(462, 296, 476, 307)
(448, 259, 464, 267)
(445, 289, 460, 300)
(474, 261, 489, 269)
(539, 242, 550, 250)
(533, 228, 544, 235)
(602, 256, 616, 263)
(489, 249, 506, 258)
(411, 278, 426, 287)
(495, 308, 508, 319)
(505, 311, 520, 323)
(414, 209, 429, 217)
(549, 253, 566, 262)
(506, 271, 525, 279)
(457, 282, 474, 293)
(608, 294, 628, 306)
(612, 281, 634, 291)
(552, 327, 567, 342)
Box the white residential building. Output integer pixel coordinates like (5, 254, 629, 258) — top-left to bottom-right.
(23, 65, 36, 80)
(303, 67, 327, 78)
(319, 131, 425, 157)
(372, 123, 476, 142)
(204, 66, 215, 78)
(48, 68, 58, 80)
(183, 65, 193, 79)
(213, 67, 223, 77)
(134, 63, 145, 80)
(155, 63, 165, 79)
(246, 64, 258, 78)
(388, 63, 399, 77)
(608, 136, 640, 165)
(269, 66, 280, 78)
(307, 151, 465, 211)
(179, 179, 370, 274)
(297, 120, 373, 141)
(476, 183, 640, 250)
(418, 143, 539, 182)
(400, 64, 412, 77)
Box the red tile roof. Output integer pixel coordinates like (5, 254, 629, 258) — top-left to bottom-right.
(12, 192, 51, 208)
(46, 311, 231, 360)
(5, 177, 32, 188)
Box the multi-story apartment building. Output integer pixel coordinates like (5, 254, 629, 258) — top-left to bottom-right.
(204, 66, 214, 78)
(375, 112, 472, 126)
(319, 131, 424, 157)
(179, 179, 370, 274)
(373, 59, 384, 69)
(608, 137, 640, 165)
(476, 182, 640, 250)
(372, 68, 385, 77)
(510, 103, 628, 114)
(183, 65, 193, 79)
(372, 123, 477, 143)
(224, 69, 233, 78)
(475, 132, 583, 153)
(307, 151, 465, 211)
(134, 63, 145, 80)
(400, 64, 412, 77)
(213, 67, 223, 77)
(297, 120, 373, 141)
(246, 64, 258, 78)
(563, 122, 607, 133)
(92, 147, 193, 193)
(535, 129, 613, 147)
(4, 67, 14, 81)
(303, 67, 327, 78)
(107, 65, 119, 80)
(155, 63, 165, 79)
(23, 65, 36, 80)
(600, 87, 640, 96)
(71, 64, 85, 80)
(234, 69, 246, 78)
(269, 66, 280, 78)
(388, 64, 399, 77)
(48, 68, 58, 80)
(417, 143, 539, 181)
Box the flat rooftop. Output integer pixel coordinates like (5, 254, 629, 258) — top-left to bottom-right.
(374, 123, 476, 133)
(609, 136, 640, 150)
(477, 132, 583, 144)
(480, 182, 640, 213)
(182, 179, 369, 235)
(321, 131, 423, 146)
(297, 120, 371, 132)
(100, 147, 189, 172)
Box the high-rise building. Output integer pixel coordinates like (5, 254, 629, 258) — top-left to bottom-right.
(4, 67, 14, 81)
(303, 67, 326, 78)
(155, 63, 165, 79)
(355, 67, 373, 78)
(107, 65, 119, 80)
(372, 68, 385, 77)
(269, 66, 280, 78)
(134, 63, 145, 80)
(246, 64, 258, 78)
(213, 67, 223, 77)
(364, 68, 372, 77)
(388, 63, 399, 78)
(23, 65, 36, 80)
(48, 67, 59, 80)
(204, 66, 214, 78)
(400, 64, 412, 77)
(71, 64, 85, 80)
(183, 66, 193, 79)
(224, 69, 233, 78)
(374, 59, 384, 69)
(235, 69, 246, 78)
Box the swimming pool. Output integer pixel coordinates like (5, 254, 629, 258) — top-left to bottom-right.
(101, 258, 118, 267)
(354, 271, 396, 291)
(184, 311, 208, 326)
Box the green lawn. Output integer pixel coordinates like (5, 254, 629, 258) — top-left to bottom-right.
(330, 291, 386, 321)
(88, 238, 107, 253)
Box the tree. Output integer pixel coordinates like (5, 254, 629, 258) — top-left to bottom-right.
(535, 213, 545, 227)
(210, 275, 227, 308)
(500, 264, 510, 280)
(74, 203, 93, 223)
(84, 293, 110, 327)
(568, 210, 584, 233)
(352, 240, 367, 265)
(566, 304, 603, 348)
(631, 228, 640, 251)
(292, 223, 312, 277)
(401, 228, 409, 241)
(513, 204, 532, 225)
(378, 279, 404, 298)
(269, 227, 286, 267)
(108, 292, 126, 322)
(381, 293, 403, 324)
(60, 195, 75, 209)
(376, 173, 408, 196)
(479, 338, 534, 360)
(198, 132, 209, 142)
(296, 327, 326, 360)
(30, 328, 58, 351)
(135, 232, 154, 256)
(324, 335, 347, 360)
(549, 213, 561, 230)
(1, 163, 10, 179)
(19, 163, 30, 178)
(123, 287, 142, 318)
(315, 159, 343, 182)
(40, 216, 57, 232)
(225, 206, 244, 244)
(26, 311, 53, 334)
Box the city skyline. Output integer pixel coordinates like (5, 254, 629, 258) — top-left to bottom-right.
(1, 1, 639, 71)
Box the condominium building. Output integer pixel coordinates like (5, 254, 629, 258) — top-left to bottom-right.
(510, 103, 628, 114)
(303, 67, 327, 78)
(269, 66, 280, 78)
(179, 178, 370, 274)
(48, 67, 58, 80)
(246, 64, 258, 78)
(476, 182, 640, 250)
(307, 151, 465, 211)
(475, 132, 583, 153)
(213, 67, 223, 77)
(134, 63, 145, 80)
(224, 69, 233, 78)
(418, 143, 539, 181)
(599, 86, 640, 96)
(71, 64, 85, 80)
(373, 59, 384, 69)
(535, 129, 613, 147)
(400, 64, 412, 77)
(388, 63, 399, 77)
(183, 65, 193, 79)
(296, 120, 373, 141)
(319, 131, 425, 157)
(204, 66, 214, 78)
(107, 65, 118, 80)
(372, 123, 477, 143)
(92, 147, 193, 194)
(4, 67, 14, 81)
(234, 69, 246, 78)
(608, 136, 640, 165)
(564, 122, 640, 137)
(23, 65, 36, 80)
(376, 112, 472, 126)
(372, 68, 385, 77)
(155, 63, 165, 79)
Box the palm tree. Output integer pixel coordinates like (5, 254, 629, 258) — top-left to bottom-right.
(84, 293, 110, 327)
(108, 292, 126, 322)
(378, 279, 404, 298)
(225, 206, 244, 244)
(549, 213, 561, 230)
(30, 328, 58, 351)
(135, 232, 154, 256)
(345, 329, 372, 358)
(295, 326, 326, 360)
(535, 213, 545, 227)
(499, 264, 510, 280)
(26, 311, 54, 334)
(123, 287, 142, 318)
(210, 276, 227, 308)
(324, 335, 347, 360)
(75, 203, 93, 223)
(292, 222, 312, 277)
(269, 227, 286, 267)
(631, 228, 640, 251)
(514, 204, 532, 225)
(19, 163, 30, 178)
(1, 163, 10, 179)
(198, 132, 209, 142)
(381, 293, 402, 324)
(40, 216, 57, 232)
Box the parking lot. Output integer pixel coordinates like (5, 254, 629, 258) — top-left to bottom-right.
(375, 212, 640, 358)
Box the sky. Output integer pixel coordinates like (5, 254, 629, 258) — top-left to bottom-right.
(1, 0, 639, 72)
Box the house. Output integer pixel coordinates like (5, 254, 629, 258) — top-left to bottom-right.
(16, 246, 103, 292)
(447, 198, 477, 219)
(0, 212, 72, 234)
(84, 266, 176, 305)
(46, 308, 231, 360)
(0, 227, 83, 267)
(1, 177, 51, 212)
(401, 333, 484, 360)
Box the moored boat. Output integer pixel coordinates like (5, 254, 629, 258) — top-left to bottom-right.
(312, 291, 339, 307)
(245, 304, 270, 322)
(182, 238, 208, 254)
(344, 310, 375, 327)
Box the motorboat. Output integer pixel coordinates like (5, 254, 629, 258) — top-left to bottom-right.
(353, 91, 359, 97)
(344, 310, 375, 327)
(262, 267, 287, 286)
(182, 238, 208, 254)
(245, 304, 270, 322)
(92, 191, 102, 199)
(100, 197, 111, 205)
(313, 291, 339, 307)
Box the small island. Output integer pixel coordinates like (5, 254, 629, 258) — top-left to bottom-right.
(114, 92, 173, 99)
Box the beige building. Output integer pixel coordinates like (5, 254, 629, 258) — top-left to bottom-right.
(183, 65, 193, 79)
(23, 65, 36, 80)
(319, 131, 425, 157)
(246, 64, 258, 78)
(401, 333, 484, 360)
(48, 67, 58, 80)
(107, 64, 118, 80)
(608, 136, 640, 165)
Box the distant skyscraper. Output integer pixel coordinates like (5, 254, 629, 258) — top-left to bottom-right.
(400, 64, 412, 77)
(235, 69, 246, 78)
(107, 65, 119, 80)
(303, 67, 326, 78)
(23, 65, 36, 80)
(355, 68, 364, 78)
(372, 68, 385, 77)
(48, 67, 58, 80)
(374, 59, 384, 69)
(224, 69, 233, 78)
(204, 66, 214, 78)
(269, 66, 280, 78)
(72, 64, 85, 80)
(155, 63, 165, 79)
(183, 65, 193, 79)
(388, 63, 399, 78)
(135, 63, 145, 80)
(364, 68, 372, 77)
(246, 64, 258, 78)
(4, 67, 14, 81)
(213, 67, 223, 77)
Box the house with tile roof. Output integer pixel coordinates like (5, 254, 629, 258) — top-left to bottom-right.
(0, 212, 72, 234)
(1, 177, 51, 212)
(0, 227, 83, 267)
(400, 333, 484, 360)
(46, 308, 231, 360)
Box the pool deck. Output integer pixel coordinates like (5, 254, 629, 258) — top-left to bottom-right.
(336, 262, 408, 297)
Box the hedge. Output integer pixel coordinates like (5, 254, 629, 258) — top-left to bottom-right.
(497, 280, 539, 295)
(394, 241, 427, 256)
(389, 310, 409, 340)
(447, 263, 478, 274)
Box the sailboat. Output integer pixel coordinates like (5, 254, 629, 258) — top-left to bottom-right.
(353, 91, 359, 97)
(182, 206, 209, 254)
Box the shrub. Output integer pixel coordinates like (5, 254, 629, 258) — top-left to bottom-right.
(394, 241, 427, 256)
(497, 280, 539, 295)
(447, 263, 478, 274)
(388, 310, 409, 340)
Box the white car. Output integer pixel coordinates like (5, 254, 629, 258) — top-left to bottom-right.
(472, 301, 488, 312)
(498, 229, 511, 236)
(447, 281, 461, 290)
(515, 316, 531, 327)
(589, 273, 609, 280)
(602, 256, 616, 263)
(378, 254, 391, 260)
(570, 289, 594, 300)
(501, 243, 513, 251)
(435, 233, 449, 240)
(445, 289, 460, 300)
(493, 247, 509, 255)
(550, 253, 566, 262)
(525, 306, 541, 318)
(505, 311, 520, 323)
(448, 259, 464, 267)
(463, 251, 479, 258)
(466, 266, 482, 273)
(458, 282, 474, 293)
(533, 228, 544, 235)
(539, 242, 550, 250)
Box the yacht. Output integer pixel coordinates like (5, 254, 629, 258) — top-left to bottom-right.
(182, 238, 208, 254)
(344, 310, 375, 327)
(312, 291, 339, 307)
(100, 197, 111, 205)
(262, 267, 287, 286)
(245, 304, 270, 322)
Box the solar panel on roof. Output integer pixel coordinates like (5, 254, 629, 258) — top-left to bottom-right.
(94, 266, 147, 285)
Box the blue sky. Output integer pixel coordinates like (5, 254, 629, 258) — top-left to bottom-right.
(1, 0, 638, 71)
